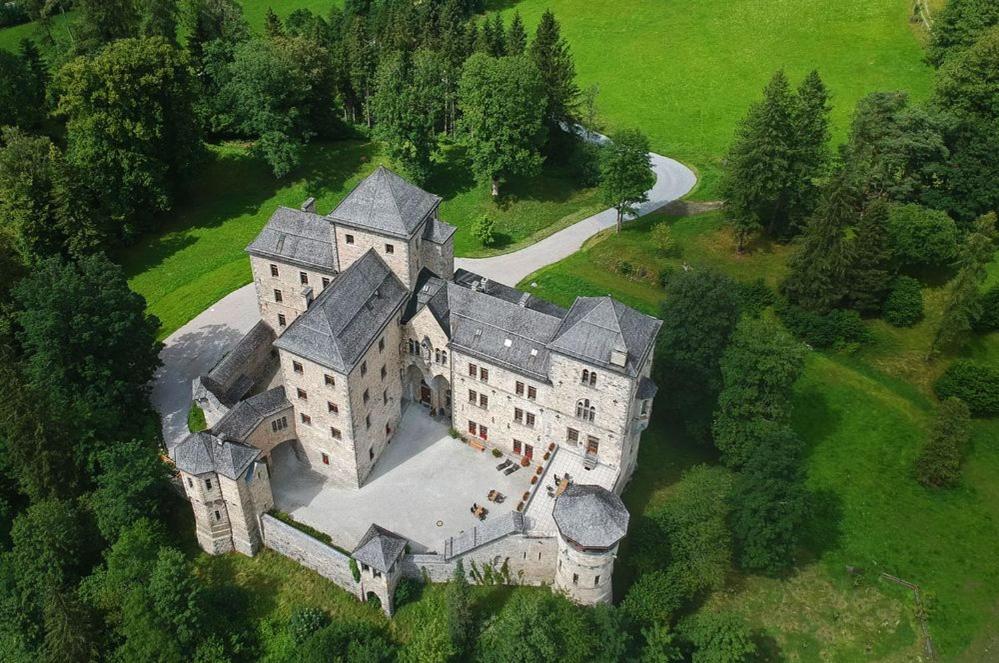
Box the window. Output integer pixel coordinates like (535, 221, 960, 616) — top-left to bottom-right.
(527, 385, 536, 400)
(382, 389, 387, 404)
(468, 389, 477, 404)
(576, 399, 596, 422)
(385, 243, 394, 254)
(567, 427, 579, 444)
(586, 436, 600, 455)
(468, 363, 477, 377)
(441, 350, 447, 363)
(300, 413, 311, 425)
(526, 412, 535, 427)
(365, 414, 371, 429)
(271, 416, 288, 432)
(581, 369, 597, 386)
(327, 401, 338, 414)
(270, 264, 279, 277)
(293, 361, 303, 374)
(277, 313, 286, 327)
(479, 425, 488, 440)
(205, 478, 212, 490)
(435, 348, 441, 363)
(514, 408, 523, 424)
(378, 337, 385, 352)
(345, 234, 354, 244)
(300, 271, 308, 285)
(572, 573, 579, 585)
(274, 289, 283, 303)
(324, 373, 335, 386)
(385, 423, 391, 436)
(468, 420, 477, 435)
(330, 427, 341, 439)
(363, 389, 370, 404)
(408, 339, 418, 355)
(516, 381, 524, 396)
(479, 367, 489, 382)
(479, 393, 488, 408)
(513, 439, 522, 454)
(297, 388, 307, 400)
(641, 400, 649, 415)
(215, 510, 221, 521)
(322, 277, 330, 289)
(594, 576, 600, 586)
(322, 453, 330, 464)
(369, 448, 374, 461)
(360, 361, 367, 376)
(380, 365, 387, 380)
(187, 477, 193, 488)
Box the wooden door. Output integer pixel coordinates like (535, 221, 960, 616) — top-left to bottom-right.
(420, 381, 432, 406)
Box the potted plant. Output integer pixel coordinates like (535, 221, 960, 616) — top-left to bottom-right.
(535, 466, 543, 475)
(548, 442, 555, 451)
(543, 451, 550, 461)
(522, 491, 530, 502)
(516, 501, 524, 512)
(492, 448, 502, 458)
(520, 457, 530, 467)
(530, 476, 538, 485)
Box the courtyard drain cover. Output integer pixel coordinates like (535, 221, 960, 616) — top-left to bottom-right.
(436, 520, 444, 527)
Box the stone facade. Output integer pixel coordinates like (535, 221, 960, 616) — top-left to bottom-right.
(553, 537, 618, 605)
(249, 255, 337, 333)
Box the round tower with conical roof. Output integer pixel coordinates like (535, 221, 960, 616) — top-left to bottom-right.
(552, 483, 630, 605)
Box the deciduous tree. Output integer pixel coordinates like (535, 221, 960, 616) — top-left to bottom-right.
(599, 128, 655, 232)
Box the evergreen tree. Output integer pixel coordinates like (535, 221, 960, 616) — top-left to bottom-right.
(345, 15, 376, 126)
(264, 7, 284, 38)
(457, 53, 546, 197)
(487, 14, 506, 56)
(930, 212, 997, 357)
(712, 316, 805, 469)
(74, 0, 142, 52)
(506, 12, 527, 55)
(529, 10, 579, 127)
(916, 397, 972, 488)
(141, 0, 179, 44)
(789, 69, 831, 229)
(42, 590, 99, 663)
(0, 48, 45, 129)
(846, 201, 893, 315)
(182, 0, 249, 69)
(928, 0, 999, 65)
(599, 128, 655, 232)
(446, 559, 472, 656)
(89, 439, 170, 541)
(781, 170, 859, 312)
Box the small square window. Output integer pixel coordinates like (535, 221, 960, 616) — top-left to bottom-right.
(385, 243, 394, 254)
(300, 271, 308, 285)
(270, 264, 279, 277)
(527, 386, 537, 400)
(363, 389, 370, 404)
(322, 452, 330, 464)
(369, 447, 374, 460)
(380, 365, 387, 380)
(300, 413, 311, 425)
(330, 428, 341, 440)
(324, 373, 335, 386)
(345, 234, 354, 244)
(293, 361, 303, 374)
(322, 277, 330, 289)
(378, 337, 385, 352)
(274, 289, 283, 303)
(360, 361, 367, 376)
(297, 388, 307, 400)
(365, 414, 371, 429)
(327, 401, 338, 414)
(278, 313, 286, 327)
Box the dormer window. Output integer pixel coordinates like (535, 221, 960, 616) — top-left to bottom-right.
(610, 348, 628, 367)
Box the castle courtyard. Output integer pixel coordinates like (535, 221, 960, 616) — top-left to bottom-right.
(270, 405, 533, 552)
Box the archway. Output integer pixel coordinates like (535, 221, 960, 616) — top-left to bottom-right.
(432, 374, 451, 418)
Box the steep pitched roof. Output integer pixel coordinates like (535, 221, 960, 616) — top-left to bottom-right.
(171, 431, 260, 480)
(197, 320, 276, 407)
(547, 297, 662, 377)
(453, 269, 567, 317)
(211, 386, 291, 443)
(328, 166, 441, 239)
(552, 483, 630, 549)
(246, 207, 338, 272)
(402, 268, 450, 331)
(422, 217, 457, 244)
(351, 524, 408, 573)
(273, 249, 408, 373)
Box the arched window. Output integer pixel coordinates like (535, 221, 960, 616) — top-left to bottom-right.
(581, 369, 589, 384)
(441, 350, 447, 364)
(581, 369, 597, 386)
(435, 348, 441, 363)
(575, 399, 595, 422)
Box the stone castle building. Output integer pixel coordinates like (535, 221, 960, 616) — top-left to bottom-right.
(172, 167, 660, 611)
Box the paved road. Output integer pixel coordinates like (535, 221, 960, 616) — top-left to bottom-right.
(153, 141, 696, 448)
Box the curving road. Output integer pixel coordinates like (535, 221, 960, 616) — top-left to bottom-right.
(152, 140, 696, 448)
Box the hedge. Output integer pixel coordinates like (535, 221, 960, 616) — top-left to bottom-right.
(934, 360, 999, 417)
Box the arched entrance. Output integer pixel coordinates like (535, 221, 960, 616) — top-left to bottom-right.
(432, 374, 451, 419)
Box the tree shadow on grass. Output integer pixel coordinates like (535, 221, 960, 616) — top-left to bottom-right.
(426, 148, 477, 201)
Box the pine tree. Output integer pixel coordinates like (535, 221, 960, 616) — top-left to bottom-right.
(506, 12, 527, 55)
(488, 14, 506, 56)
(846, 200, 893, 315)
(930, 212, 997, 357)
(915, 397, 972, 488)
(721, 70, 797, 250)
(789, 69, 831, 230)
(529, 10, 579, 126)
(781, 170, 859, 312)
(264, 7, 284, 38)
(141, 0, 179, 44)
(345, 15, 376, 126)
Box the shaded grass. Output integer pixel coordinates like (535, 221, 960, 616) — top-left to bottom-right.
(495, 0, 934, 198)
(187, 402, 207, 432)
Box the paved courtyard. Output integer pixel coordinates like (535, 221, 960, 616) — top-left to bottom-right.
(271, 405, 533, 552)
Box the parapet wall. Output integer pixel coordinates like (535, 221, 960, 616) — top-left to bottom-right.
(261, 514, 359, 592)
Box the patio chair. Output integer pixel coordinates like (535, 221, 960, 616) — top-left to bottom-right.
(504, 465, 518, 475)
(496, 459, 512, 471)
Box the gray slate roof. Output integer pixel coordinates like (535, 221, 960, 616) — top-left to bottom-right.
(548, 298, 662, 377)
(199, 321, 276, 407)
(352, 524, 408, 573)
(453, 269, 567, 318)
(212, 386, 290, 442)
(274, 249, 408, 373)
(447, 281, 564, 382)
(402, 268, 450, 331)
(423, 217, 457, 244)
(552, 483, 630, 549)
(172, 431, 260, 480)
(329, 166, 441, 239)
(636, 375, 658, 400)
(246, 207, 338, 272)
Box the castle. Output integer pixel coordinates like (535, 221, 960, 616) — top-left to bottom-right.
(172, 166, 661, 613)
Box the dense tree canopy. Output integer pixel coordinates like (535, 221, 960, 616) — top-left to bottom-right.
(600, 128, 655, 232)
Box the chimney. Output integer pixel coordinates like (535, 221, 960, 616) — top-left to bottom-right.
(301, 197, 316, 214)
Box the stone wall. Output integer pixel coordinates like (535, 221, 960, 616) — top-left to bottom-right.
(181, 470, 234, 554)
(420, 235, 453, 280)
(553, 536, 618, 605)
(261, 514, 359, 591)
(403, 533, 557, 585)
(249, 255, 336, 333)
(333, 225, 419, 290)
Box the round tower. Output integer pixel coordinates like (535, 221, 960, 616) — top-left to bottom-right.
(552, 483, 630, 605)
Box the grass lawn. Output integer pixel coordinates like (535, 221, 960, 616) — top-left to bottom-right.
(119, 140, 600, 339)
(494, 0, 934, 198)
(524, 212, 999, 658)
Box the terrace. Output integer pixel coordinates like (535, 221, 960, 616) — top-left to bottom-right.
(270, 405, 533, 552)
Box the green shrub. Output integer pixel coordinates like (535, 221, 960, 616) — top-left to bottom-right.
(973, 285, 999, 332)
(678, 611, 759, 663)
(491, 448, 502, 457)
(651, 222, 680, 257)
(775, 301, 870, 348)
(887, 203, 959, 272)
(393, 578, 422, 608)
(349, 558, 361, 582)
(735, 278, 776, 317)
(473, 215, 497, 246)
(915, 397, 972, 488)
(288, 607, 330, 644)
(883, 276, 924, 327)
(934, 360, 999, 417)
(658, 266, 677, 287)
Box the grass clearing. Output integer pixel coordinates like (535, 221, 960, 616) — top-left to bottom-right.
(494, 0, 933, 197)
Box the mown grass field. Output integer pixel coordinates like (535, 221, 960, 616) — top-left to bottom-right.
(520, 210, 999, 658)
